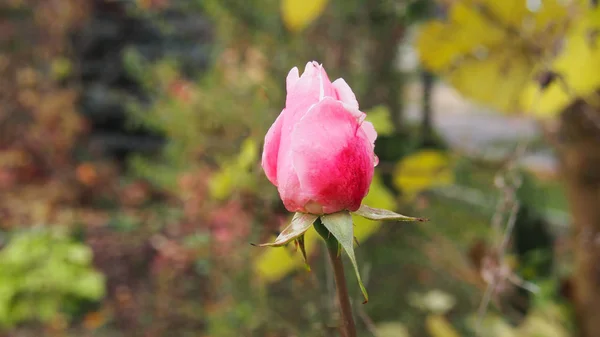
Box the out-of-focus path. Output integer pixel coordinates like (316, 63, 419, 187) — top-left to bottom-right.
(404, 82, 558, 179)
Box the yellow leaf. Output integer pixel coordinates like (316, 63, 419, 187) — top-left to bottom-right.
(376, 322, 411, 337)
(254, 228, 311, 282)
(408, 289, 457, 315)
(519, 312, 569, 337)
(426, 315, 461, 337)
(281, 0, 328, 33)
(236, 137, 258, 168)
(253, 173, 395, 283)
(393, 150, 454, 200)
(521, 7, 600, 117)
(209, 137, 258, 200)
(473, 314, 518, 337)
(415, 0, 588, 116)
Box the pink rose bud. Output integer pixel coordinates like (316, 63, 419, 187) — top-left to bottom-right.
(261, 61, 378, 215)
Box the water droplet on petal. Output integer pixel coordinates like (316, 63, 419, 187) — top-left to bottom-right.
(373, 155, 379, 167)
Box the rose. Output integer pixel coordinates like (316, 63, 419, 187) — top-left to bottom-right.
(261, 61, 378, 215)
(257, 62, 424, 310)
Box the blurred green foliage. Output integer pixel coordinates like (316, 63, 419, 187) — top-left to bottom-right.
(0, 227, 105, 328)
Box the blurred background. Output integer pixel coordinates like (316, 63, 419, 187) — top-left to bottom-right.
(2, 0, 600, 336)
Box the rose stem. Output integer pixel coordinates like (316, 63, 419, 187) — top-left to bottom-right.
(314, 218, 357, 337)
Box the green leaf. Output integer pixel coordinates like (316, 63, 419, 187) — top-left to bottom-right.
(253, 213, 318, 247)
(365, 105, 394, 136)
(296, 235, 310, 271)
(354, 205, 428, 222)
(66, 245, 93, 265)
(71, 272, 106, 299)
(321, 212, 369, 303)
(122, 47, 147, 81)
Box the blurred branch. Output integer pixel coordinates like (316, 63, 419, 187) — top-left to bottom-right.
(421, 71, 435, 145)
(557, 97, 600, 337)
(362, 3, 406, 134)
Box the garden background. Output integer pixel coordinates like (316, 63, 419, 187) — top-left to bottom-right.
(1, 0, 599, 336)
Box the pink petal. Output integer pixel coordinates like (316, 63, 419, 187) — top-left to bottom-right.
(332, 78, 359, 109)
(273, 62, 373, 213)
(286, 67, 300, 92)
(290, 98, 375, 213)
(360, 121, 379, 167)
(261, 110, 285, 186)
(342, 103, 365, 121)
(276, 135, 310, 212)
(277, 166, 307, 211)
(274, 110, 311, 212)
(332, 78, 364, 121)
(360, 121, 377, 145)
(285, 61, 335, 115)
(303, 61, 319, 77)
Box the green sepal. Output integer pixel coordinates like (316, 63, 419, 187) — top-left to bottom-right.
(296, 234, 310, 271)
(353, 204, 428, 222)
(252, 213, 318, 247)
(321, 211, 369, 304)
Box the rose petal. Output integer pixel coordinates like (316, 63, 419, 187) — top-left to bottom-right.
(268, 62, 376, 213)
(276, 148, 309, 212)
(332, 78, 359, 109)
(261, 110, 285, 185)
(275, 113, 311, 212)
(285, 61, 335, 115)
(360, 121, 377, 145)
(343, 103, 366, 121)
(360, 121, 379, 166)
(303, 61, 318, 77)
(286, 67, 300, 92)
(290, 98, 375, 213)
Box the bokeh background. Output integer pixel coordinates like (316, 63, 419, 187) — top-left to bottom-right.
(2, 0, 600, 336)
